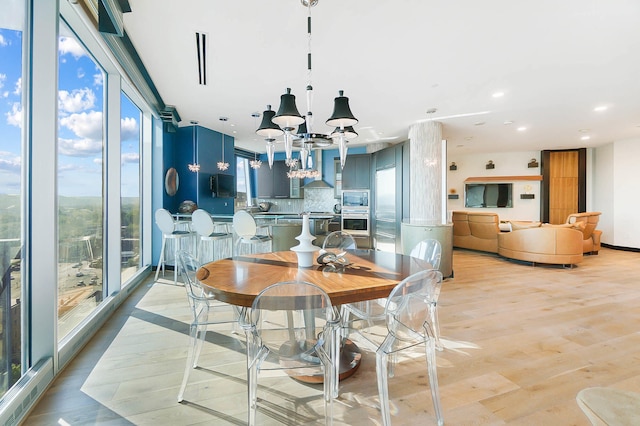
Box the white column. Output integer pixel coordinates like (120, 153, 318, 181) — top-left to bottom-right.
(408, 121, 444, 223)
(27, 0, 60, 366)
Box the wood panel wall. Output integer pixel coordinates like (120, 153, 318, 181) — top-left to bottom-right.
(541, 149, 586, 224)
(548, 151, 578, 223)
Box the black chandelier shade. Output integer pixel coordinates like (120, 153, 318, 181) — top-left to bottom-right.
(256, 105, 284, 139)
(273, 88, 305, 129)
(330, 125, 358, 140)
(326, 90, 358, 128)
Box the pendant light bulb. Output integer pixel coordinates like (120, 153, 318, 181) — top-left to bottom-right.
(217, 117, 230, 171)
(188, 120, 200, 172)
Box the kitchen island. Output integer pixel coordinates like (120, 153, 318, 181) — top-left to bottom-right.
(174, 211, 338, 252)
(253, 213, 335, 249)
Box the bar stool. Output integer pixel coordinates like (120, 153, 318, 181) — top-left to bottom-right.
(154, 208, 193, 285)
(232, 210, 272, 255)
(191, 209, 232, 263)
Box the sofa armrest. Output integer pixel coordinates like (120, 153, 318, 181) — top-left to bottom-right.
(591, 229, 602, 253)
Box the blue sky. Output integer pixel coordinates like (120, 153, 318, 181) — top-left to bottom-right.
(0, 22, 141, 198)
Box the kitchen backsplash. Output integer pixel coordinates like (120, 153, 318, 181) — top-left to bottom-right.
(243, 187, 338, 213)
(303, 187, 338, 212)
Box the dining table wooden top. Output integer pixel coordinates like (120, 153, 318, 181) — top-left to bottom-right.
(196, 249, 431, 307)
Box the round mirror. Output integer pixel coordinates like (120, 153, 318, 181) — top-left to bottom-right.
(165, 167, 179, 196)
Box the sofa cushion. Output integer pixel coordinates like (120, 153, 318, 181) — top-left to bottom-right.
(469, 215, 500, 240)
(452, 212, 471, 236)
(510, 221, 542, 231)
(452, 211, 500, 253)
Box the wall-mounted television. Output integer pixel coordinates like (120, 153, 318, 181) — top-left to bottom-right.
(210, 174, 236, 198)
(465, 183, 513, 208)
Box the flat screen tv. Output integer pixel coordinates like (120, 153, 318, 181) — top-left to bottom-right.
(210, 174, 236, 198)
(465, 183, 513, 208)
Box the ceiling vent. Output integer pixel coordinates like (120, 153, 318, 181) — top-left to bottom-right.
(195, 32, 208, 85)
(159, 105, 180, 132)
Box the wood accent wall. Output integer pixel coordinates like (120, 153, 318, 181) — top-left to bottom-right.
(541, 149, 586, 224)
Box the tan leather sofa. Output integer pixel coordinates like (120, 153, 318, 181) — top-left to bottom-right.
(566, 212, 602, 254)
(452, 211, 584, 265)
(498, 226, 583, 265)
(452, 211, 500, 253)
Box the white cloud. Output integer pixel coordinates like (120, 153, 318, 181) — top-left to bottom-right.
(6, 103, 22, 128)
(121, 152, 139, 164)
(0, 34, 6, 46)
(121, 117, 139, 141)
(0, 157, 21, 173)
(0, 73, 6, 90)
(58, 137, 102, 157)
(58, 163, 80, 172)
(94, 72, 103, 87)
(58, 36, 86, 59)
(1, 92, 7, 98)
(58, 88, 96, 113)
(60, 110, 103, 140)
(77, 68, 85, 79)
(13, 77, 21, 95)
(93, 158, 103, 165)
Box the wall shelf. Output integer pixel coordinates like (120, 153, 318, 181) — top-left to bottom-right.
(465, 175, 542, 182)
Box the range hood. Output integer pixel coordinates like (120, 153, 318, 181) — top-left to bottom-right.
(303, 150, 333, 188)
(304, 179, 332, 189)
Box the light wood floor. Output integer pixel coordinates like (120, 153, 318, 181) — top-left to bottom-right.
(24, 248, 640, 425)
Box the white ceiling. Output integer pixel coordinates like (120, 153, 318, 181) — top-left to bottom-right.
(122, 0, 640, 155)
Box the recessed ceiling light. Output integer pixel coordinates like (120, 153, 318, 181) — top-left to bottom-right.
(474, 121, 485, 126)
(456, 144, 464, 148)
(517, 126, 527, 132)
(581, 135, 591, 141)
(492, 92, 505, 98)
(426, 108, 438, 114)
(464, 136, 473, 141)
(578, 128, 590, 133)
(594, 106, 608, 112)
(503, 120, 513, 125)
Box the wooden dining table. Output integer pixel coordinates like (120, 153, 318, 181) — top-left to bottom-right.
(196, 249, 431, 381)
(196, 249, 431, 308)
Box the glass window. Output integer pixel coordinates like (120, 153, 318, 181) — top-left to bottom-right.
(120, 92, 141, 284)
(0, 0, 25, 397)
(236, 157, 252, 205)
(57, 21, 105, 339)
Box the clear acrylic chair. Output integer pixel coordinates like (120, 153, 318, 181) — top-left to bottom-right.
(409, 238, 443, 350)
(154, 208, 193, 285)
(240, 281, 340, 426)
(191, 209, 232, 263)
(232, 210, 272, 255)
(322, 230, 357, 252)
(175, 250, 243, 402)
(343, 238, 445, 348)
(351, 269, 444, 426)
(410, 238, 442, 270)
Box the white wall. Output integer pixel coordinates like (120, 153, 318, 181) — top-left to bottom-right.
(447, 150, 541, 221)
(611, 139, 640, 248)
(593, 143, 614, 244)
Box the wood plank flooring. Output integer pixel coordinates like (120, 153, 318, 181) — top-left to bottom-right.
(24, 248, 640, 425)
